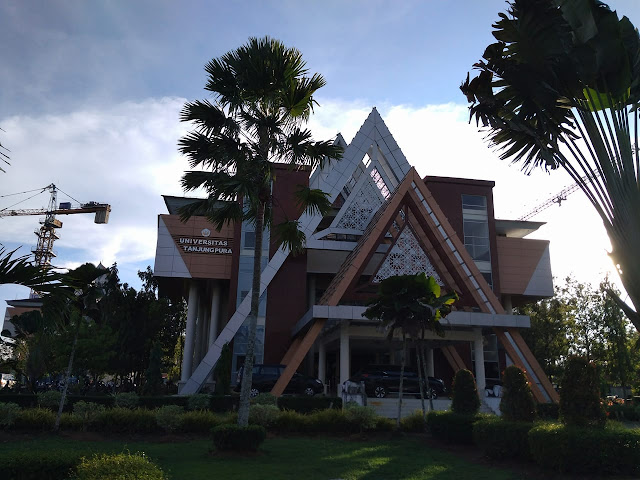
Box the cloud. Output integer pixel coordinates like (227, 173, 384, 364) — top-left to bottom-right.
(0, 97, 624, 315)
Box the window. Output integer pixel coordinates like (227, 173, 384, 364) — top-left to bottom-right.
(462, 194, 487, 212)
(463, 219, 491, 262)
(244, 231, 256, 249)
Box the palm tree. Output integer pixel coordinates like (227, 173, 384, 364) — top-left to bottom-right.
(0, 246, 58, 290)
(363, 273, 457, 428)
(461, 0, 640, 330)
(178, 37, 343, 427)
(52, 263, 105, 431)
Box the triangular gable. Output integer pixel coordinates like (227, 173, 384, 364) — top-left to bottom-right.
(372, 223, 444, 285)
(318, 168, 502, 314)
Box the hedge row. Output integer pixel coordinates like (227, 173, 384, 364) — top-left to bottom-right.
(0, 393, 341, 414)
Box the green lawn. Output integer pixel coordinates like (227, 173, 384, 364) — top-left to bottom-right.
(1, 435, 524, 480)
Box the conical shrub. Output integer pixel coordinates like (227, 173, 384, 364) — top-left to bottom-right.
(499, 365, 536, 422)
(451, 369, 480, 414)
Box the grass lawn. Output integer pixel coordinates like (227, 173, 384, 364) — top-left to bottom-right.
(1, 434, 524, 480)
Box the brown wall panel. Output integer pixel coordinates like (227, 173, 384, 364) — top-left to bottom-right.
(497, 237, 548, 295)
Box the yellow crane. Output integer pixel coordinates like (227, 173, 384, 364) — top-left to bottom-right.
(0, 184, 111, 268)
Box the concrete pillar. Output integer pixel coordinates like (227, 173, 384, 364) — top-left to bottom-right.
(503, 294, 513, 315)
(318, 341, 326, 394)
(339, 321, 350, 388)
(473, 329, 486, 396)
(307, 274, 316, 309)
(208, 282, 221, 347)
(181, 282, 199, 382)
(193, 291, 208, 371)
(426, 346, 435, 377)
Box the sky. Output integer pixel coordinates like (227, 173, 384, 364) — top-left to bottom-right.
(2, 0, 639, 312)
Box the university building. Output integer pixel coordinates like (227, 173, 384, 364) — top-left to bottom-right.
(153, 108, 558, 405)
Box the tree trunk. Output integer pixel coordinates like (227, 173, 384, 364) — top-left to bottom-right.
(54, 315, 82, 432)
(420, 329, 434, 412)
(415, 339, 427, 426)
(396, 334, 407, 429)
(237, 201, 265, 427)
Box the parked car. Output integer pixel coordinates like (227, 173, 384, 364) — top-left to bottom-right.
(235, 364, 324, 397)
(348, 364, 447, 399)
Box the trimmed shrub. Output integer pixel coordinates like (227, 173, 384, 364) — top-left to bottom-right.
(14, 408, 55, 431)
(155, 405, 184, 433)
(251, 393, 277, 406)
(212, 424, 266, 452)
(0, 393, 37, 408)
(37, 390, 63, 410)
(248, 404, 280, 428)
(272, 409, 309, 433)
(426, 411, 485, 444)
(473, 417, 533, 461)
(187, 394, 211, 411)
(0, 448, 85, 480)
(73, 401, 106, 431)
(75, 452, 166, 480)
(59, 412, 83, 431)
(214, 342, 232, 395)
(0, 402, 20, 428)
(606, 402, 640, 421)
(375, 416, 395, 432)
(536, 402, 559, 420)
(400, 410, 426, 433)
(210, 395, 239, 412)
(344, 404, 378, 432)
(528, 422, 640, 476)
(138, 396, 188, 410)
(180, 410, 230, 433)
(307, 408, 352, 433)
(500, 366, 536, 422)
(277, 396, 341, 413)
(112, 392, 139, 409)
(559, 356, 605, 427)
(93, 407, 158, 434)
(451, 369, 480, 414)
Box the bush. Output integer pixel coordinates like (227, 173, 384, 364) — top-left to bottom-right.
(210, 395, 239, 412)
(0, 402, 20, 428)
(215, 343, 232, 395)
(14, 408, 55, 431)
(137, 396, 188, 410)
(155, 405, 184, 433)
(272, 409, 309, 433)
(528, 422, 640, 476)
(73, 401, 106, 431)
(93, 407, 158, 434)
(400, 410, 426, 433)
(344, 404, 378, 432)
(0, 393, 37, 408)
(606, 402, 640, 421)
(37, 390, 63, 410)
(180, 410, 230, 433)
(187, 394, 211, 411)
(451, 369, 480, 414)
(0, 448, 85, 480)
(277, 396, 341, 413)
(307, 408, 352, 433)
(500, 366, 536, 422)
(248, 404, 280, 428)
(426, 411, 485, 444)
(251, 393, 277, 406)
(59, 412, 83, 431)
(112, 392, 139, 409)
(473, 417, 533, 461)
(559, 356, 605, 427)
(212, 424, 266, 452)
(75, 452, 166, 480)
(536, 402, 559, 420)
(375, 416, 395, 432)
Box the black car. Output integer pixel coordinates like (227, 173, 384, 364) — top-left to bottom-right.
(235, 364, 324, 397)
(348, 365, 447, 399)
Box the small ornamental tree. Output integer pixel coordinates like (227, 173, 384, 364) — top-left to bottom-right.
(451, 369, 480, 414)
(560, 356, 605, 427)
(499, 365, 536, 422)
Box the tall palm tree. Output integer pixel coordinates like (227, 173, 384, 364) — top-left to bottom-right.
(461, 0, 640, 330)
(178, 37, 343, 427)
(363, 273, 457, 428)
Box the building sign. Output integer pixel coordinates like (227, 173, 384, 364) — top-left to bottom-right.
(173, 234, 233, 255)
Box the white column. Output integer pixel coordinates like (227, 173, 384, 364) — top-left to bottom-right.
(193, 292, 208, 371)
(426, 346, 435, 377)
(503, 294, 513, 314)
(318, 341, 326, 394)
(473, 329, 486, 396)
(339, 321, 350, 388)
(181, 282, 199, 382)
(208, 282, 221, 347)
(307, 274, 316, 309)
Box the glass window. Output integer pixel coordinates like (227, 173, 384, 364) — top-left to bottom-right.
(462, 194, 487, 211)
(261, 366, 280, 377)
(244, 231, 256, 249)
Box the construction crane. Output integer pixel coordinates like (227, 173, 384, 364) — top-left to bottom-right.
(517, 172, 601, 221)
(0, 184, 111, 268)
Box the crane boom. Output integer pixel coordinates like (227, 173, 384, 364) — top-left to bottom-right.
(0, 204, 111, 222)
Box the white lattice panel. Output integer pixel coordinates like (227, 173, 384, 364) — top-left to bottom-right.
(336, 178, 383, 231)
(373, 226, 443, 284)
